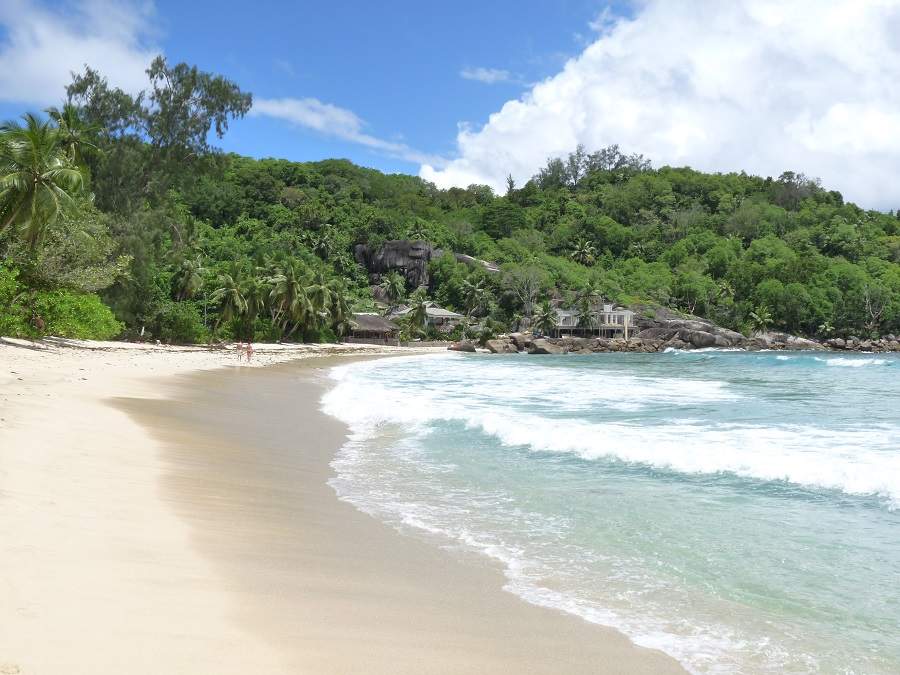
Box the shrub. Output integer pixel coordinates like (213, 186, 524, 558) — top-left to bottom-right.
(32, 290, 123, 340)
(155, 300, 208, 344)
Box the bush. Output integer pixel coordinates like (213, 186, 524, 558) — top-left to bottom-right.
(0, 264, 28, 336)
(155, 301, 208, 344)
(32, 290, 123, 339)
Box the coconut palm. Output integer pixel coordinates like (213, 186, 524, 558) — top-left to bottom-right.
(45, 104, 99, 166)
(749, 305, 773, 334)
(406, 290, 429, 335)
(533, 301, 558, 334)
(210, 272, 247, 329)
(576, 301, 596, 332)
(240, 274, 269, 337)
(461, 277, 487, 317)
(0, 113, 84, 249)
(570, 238, 597, 266)
(172, 256, 203, 300)
(380, 271, 406, 304)
(268, 260, 312, 337)
(326, 279, 353, 337)
(306, 270, 334, 327)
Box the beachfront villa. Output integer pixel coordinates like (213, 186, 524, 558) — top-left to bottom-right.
(388, 302, 464, 332)
(550, 303, 634, 339)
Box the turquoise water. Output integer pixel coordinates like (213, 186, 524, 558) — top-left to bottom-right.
(322, 351, 900, 673)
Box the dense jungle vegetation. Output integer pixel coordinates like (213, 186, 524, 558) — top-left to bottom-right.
(2, 58, 899, 342)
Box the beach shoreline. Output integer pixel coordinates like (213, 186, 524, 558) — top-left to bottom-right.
(0, 339, 684, 674)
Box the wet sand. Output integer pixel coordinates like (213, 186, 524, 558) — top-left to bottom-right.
(121, 358, 684, 674)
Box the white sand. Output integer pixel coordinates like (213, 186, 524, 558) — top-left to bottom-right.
(0, 337, 684, 674)
(0, 339, 419, 675)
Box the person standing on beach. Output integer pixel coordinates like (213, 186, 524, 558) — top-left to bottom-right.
(236, 341, 244, 360)
(245, 342, 253, 362)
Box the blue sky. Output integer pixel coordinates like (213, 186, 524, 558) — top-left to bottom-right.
(0, 0, 623, 175)
(161, 0, 622, 173)
(2, 1, 900, 208)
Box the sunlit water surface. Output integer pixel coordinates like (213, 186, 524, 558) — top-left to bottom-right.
(322, 350, 900, 673)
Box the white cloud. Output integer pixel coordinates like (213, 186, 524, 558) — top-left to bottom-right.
(460, 67, 512, 84)
(0, 0, 159, 106)
(253, 96, 446, 166)
(422, 0, 900, 209)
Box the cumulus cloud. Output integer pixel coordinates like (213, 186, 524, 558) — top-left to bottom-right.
(422, 0, 900, 209)
(0, 0, 159, 105)
(253, 96, 446, 166)
(460, 67, 512, 84)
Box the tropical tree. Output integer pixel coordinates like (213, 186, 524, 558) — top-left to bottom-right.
(0, 113, 85, 249)
(306, 270, 334, 328)
(576, 300, 596, 332)
(210, 272, 247, 330)
(326, 279, 353, 337)
(172, 255, 203, 300)
(380, 271, 407, 304)
(268, 260, 312, 337)
(749, 305, 773, 334)
(533, 301, 558, 335)
(461, 277, 487, 317)
(570, 238, 597, 266)
(240, 274, 269, 337)
(45, 104, 99, 166)
(406, 289, 429, 336)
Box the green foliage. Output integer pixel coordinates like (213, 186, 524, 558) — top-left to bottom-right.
(5, 58, 900, 345)
(33, 289, 122, 339)
(154, 300, 208, 344)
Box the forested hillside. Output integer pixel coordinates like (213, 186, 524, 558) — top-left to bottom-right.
(2, 59, 899, 343)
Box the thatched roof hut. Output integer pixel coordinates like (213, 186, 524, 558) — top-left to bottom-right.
(349, 313, 400, 338)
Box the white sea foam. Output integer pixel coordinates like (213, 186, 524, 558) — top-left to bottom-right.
(322, 353, 899, 673)
(322, 354, 900, 504)
(814, 356, 890, 367)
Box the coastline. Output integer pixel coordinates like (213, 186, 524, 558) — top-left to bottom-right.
(0, 339, 684, 674)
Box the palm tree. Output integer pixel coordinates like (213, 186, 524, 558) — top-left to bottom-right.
(0, 113, 84, 249)
(380, 271, 407, 304)
(211, 272, 247, 330)
(172, 256, 203, 300)
(461, 277, 487, 317)
(749, 305, 773, 334)
(408, 220, 429, 241)
(240, 274, 269, 338)
(533, 301, 558, 335)
(327, 279, 353, 337)
(306, 270, 334, 328)
(406, 290, 429, 336)
(269, 261, 312, 337)
(45, 104, 98, 166)
(576, 301, 596, 333)
(570, 238, 597, 266)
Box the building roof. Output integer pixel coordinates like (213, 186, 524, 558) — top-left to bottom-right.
(388, 302, 463, 320)
(350, 313, 399, 334)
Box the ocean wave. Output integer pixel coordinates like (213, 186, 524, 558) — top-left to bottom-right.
(322, 356, 900, 505)
(813, 356, 890, 367)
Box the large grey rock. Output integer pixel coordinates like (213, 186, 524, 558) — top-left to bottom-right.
(354, 240, 437, 288)
(485, 338, 518, 354)
(528, 338, 565, 355)
(448, 341, 476, 353)
(509, 332, 532, 351)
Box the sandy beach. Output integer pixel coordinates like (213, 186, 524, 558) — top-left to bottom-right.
(0, 338, 684, 674)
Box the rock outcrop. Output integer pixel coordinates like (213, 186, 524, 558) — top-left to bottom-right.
(448, 341, 477, 353)
(485, 338, 518, 354)
(354, 240, 436, 288)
